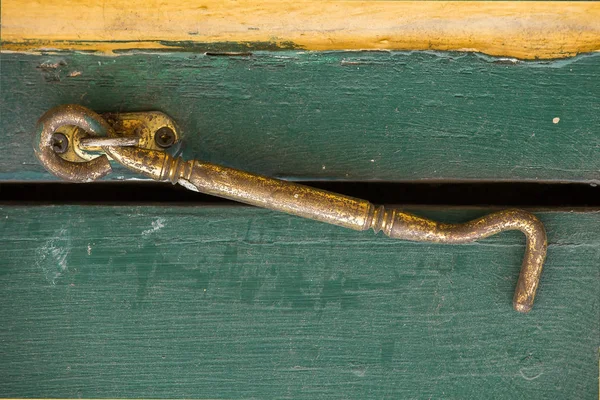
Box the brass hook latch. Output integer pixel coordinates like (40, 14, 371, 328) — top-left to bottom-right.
(34, 105, 547, 313)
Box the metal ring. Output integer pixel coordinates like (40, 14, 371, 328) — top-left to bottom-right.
(34, 104, 113, 182)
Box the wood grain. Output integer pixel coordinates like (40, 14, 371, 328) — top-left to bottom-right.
(0, 206, 597, 398)
(2, 1, 600, 59)
(1, 51, 599, 183)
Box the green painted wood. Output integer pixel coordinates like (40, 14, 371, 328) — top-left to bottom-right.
(1, 51, 599, 183)
(0, 205, 597, 398)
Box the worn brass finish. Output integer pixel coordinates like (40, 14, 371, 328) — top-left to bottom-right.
(102, 111, 180, 154)
(34, 104, 113, 182)
(35, 105, 548, 312)
(34, 105, 180, 181)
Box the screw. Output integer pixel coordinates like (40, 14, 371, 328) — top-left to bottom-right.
(51, 132, 69, 154)
(154, 127, 176, 148)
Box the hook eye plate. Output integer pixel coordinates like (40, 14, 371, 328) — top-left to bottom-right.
(35, 105, 181, 182)
(54, 111, 182, 162)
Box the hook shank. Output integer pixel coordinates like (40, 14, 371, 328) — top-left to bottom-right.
(105, 146, 548, 312)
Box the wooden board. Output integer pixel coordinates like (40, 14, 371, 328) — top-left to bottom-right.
(2, 1, 599, 59)
(0, 205, 598, 398)
(1, 51, 599, 183)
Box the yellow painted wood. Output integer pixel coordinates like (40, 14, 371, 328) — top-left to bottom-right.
(2, 1, 599, 59)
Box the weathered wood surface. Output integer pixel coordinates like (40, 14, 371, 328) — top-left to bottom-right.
(2, 1, 600, 59)
(0, 206, 598, 398)
(1, 51, 599, 183)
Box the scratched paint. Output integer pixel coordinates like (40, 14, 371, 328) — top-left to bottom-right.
(142, 218, 166, 236)
(35, 227, 71, 284)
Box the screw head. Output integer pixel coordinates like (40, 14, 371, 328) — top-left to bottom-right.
(154, 127, 176, 148)
(51, 132, 69, 154)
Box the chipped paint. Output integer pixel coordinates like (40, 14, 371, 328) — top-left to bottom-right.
(2, 1, 600, 59)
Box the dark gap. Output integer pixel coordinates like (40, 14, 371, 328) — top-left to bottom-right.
(0, 181, 598, 208)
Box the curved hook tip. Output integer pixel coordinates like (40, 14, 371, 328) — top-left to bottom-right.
(513, 301, 532, 313)
(381, 208, 547, 312)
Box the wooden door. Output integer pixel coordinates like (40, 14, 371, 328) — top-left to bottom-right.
(1, 2, 598, 398)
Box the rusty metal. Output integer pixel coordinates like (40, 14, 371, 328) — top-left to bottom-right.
(35, 105, 548, 312)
